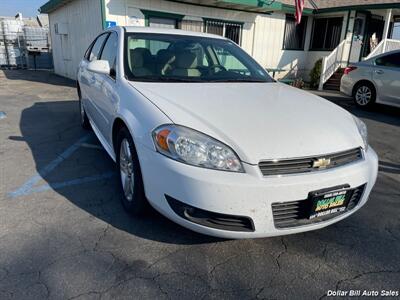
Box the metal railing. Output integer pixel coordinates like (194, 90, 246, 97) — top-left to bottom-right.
(365, 38, 400, 59)
(318, 39, 346, 91)
(0, 29, 51, 69)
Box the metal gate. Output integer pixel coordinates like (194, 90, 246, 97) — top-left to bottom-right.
(204, 20, 242, 45)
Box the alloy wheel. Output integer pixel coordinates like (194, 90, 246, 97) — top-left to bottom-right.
(119, 138, 135, 201)
(355, 86, 372, 106)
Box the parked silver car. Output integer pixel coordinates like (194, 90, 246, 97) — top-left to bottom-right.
(340, 50, 400, 108)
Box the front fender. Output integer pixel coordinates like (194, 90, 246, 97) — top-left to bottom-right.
(113, 81, 172, 153)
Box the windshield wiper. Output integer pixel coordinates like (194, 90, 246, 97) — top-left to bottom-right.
(130, 76, 202, 82)
(207, 78, 269, 82)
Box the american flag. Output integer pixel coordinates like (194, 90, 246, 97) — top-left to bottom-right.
(295, 0, 305, 24)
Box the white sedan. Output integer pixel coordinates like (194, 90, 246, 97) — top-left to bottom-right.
(77, 26, 378, 238)
(341, 50, 400, 108)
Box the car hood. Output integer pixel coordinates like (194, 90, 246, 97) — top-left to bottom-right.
(129, 81, 364, 164)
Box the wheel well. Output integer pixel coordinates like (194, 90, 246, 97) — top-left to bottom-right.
(352, 80, 375, 96)
(112, 118, 127, 153)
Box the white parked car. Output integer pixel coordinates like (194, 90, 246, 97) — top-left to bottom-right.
(77, 27, 378, 238)
(341, 50, 400, 108)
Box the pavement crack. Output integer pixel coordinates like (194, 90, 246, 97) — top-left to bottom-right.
(335, 269, 400, 290)
(275, 237, 288, 270)
(68, 291, 101, 300)
(384, 225, 399, 241)
(208, 253, 241, 276)
(93, 224, 111, 251)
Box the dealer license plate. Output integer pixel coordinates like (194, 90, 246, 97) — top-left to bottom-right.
(309, 188, 351, 220)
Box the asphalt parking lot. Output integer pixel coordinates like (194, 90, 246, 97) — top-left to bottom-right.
(0, 70, 399, 300)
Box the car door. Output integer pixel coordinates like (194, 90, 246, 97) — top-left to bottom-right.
(96, 31, 119, 144)
(80, 33, 109, 128)
(372, 52, 400, 106)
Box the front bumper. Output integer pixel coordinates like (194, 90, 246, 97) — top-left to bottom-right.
(137, 144, 378, 239)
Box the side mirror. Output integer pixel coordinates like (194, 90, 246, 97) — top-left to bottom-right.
(87, 60, 111, 75)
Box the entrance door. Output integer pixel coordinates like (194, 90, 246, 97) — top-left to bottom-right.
(362, 15, 384, 58)
(349, 12, 367, 63)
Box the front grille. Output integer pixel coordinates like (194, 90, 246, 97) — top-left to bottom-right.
(259, 148, 363, 176)
(271, 184, 366, 229)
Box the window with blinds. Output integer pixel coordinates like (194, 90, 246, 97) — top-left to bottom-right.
(204, 20, 243, 45)
(283, 15, 308, 50)
(310, 17, 343, 50)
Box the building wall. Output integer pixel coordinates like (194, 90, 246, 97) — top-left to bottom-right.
(105, 0, 258, 55)
(105, 0, 349, 80)
(48, 0, 102, 79)
(47, 0, 350, 81)
(251, 13, 312, 79)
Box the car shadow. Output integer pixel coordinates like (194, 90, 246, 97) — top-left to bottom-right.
(16, 100, 221, 245)
(314, 91, 400, 127)
(1, 70, 77, 87)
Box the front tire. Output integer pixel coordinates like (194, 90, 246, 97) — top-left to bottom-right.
(353, 82, 376, 108)
(116, 127, 149, 215)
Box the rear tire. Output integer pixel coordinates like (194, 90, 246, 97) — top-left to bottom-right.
(78, 89, 91, 130)
(116, 127, 149, 215)
(353, 82, 376, 108)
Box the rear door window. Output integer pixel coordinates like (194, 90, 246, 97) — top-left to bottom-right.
(375, 53, 400, 68)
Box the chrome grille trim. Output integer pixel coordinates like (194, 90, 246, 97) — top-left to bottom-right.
(259, 148, 363, 176)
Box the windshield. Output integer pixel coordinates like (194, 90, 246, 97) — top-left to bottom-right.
(124, 33, 273, 82)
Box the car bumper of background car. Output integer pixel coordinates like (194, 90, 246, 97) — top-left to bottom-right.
(340, 75, 354, 96)
(138, 144, 378, 239)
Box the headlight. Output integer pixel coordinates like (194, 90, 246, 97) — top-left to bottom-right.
(353, 116, 368, 150)
(152, 124, 244, 172)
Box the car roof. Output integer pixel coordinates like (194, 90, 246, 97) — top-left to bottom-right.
(364, 49, 400, 63)
(118, 26, 227, 40)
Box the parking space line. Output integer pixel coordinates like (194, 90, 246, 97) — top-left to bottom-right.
(80, 142, 104, 150)
(8, 134, 92, 198)
(28, 171, 116, 195)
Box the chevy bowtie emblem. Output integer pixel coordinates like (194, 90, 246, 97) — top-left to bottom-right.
(313, 158, 331, 169)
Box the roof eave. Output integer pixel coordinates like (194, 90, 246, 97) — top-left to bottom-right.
(39, 0, 74, 14)
(314, 3, 400, 14)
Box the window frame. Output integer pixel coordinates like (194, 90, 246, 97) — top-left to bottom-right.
(99, 31, 119, 80)
(309, 17, 343, 51)
(141, 9, 184, 29)
(84, 40, 95, 61)
(203, 18, 244, 46)
(375, 52, 400, 68)
(282, 14, 308, 51)
(88, 32, 110, 62)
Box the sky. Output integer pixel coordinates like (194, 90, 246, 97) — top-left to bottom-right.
(0, 0, 48, 17)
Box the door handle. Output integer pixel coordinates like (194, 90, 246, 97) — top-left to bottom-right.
(375, 69, 384, 75)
